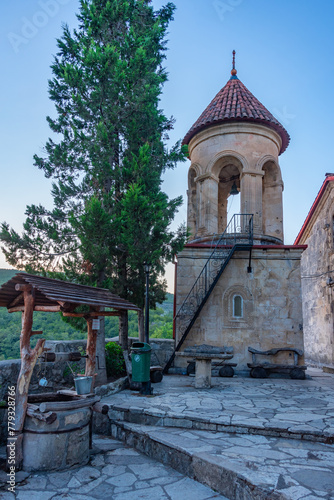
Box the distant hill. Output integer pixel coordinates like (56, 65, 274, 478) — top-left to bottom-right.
(0, 269, 17, 286)
(0, 269, 174, 360)
(160, 292, 173, 314)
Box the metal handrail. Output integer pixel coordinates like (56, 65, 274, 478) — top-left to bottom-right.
(164, 214, 253, 373)
(174, 214, 253, 321)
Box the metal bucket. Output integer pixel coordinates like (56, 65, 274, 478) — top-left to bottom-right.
(74, 376, 93, 395)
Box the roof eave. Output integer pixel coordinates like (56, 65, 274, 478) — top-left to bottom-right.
(295, 176, 334, 244)
(183, 118, 290, 155)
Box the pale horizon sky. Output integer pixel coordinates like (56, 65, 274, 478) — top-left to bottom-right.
(1, 0, 334, 293)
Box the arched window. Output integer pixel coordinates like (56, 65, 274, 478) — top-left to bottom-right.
(233, 295, 243, 318)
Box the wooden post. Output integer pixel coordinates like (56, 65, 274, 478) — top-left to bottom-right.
(11, 285, 46, 470)
(85, 317, 98, 378)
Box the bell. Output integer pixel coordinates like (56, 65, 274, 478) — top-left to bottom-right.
(229, 182, 239, 196)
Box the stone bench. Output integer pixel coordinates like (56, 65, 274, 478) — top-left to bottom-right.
(247, 347, 307, 380)
(176, 344, 235, 388)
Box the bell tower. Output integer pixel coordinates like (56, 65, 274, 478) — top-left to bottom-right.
(184, 51, 289, 244)
(169, 52, 305, 375)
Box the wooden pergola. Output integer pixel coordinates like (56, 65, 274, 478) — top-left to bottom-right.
(0, 272, 140, 468)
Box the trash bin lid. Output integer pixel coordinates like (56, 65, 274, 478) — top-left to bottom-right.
(131, 342, 151, 352)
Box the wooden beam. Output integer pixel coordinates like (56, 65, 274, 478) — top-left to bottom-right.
(8, 292, 24, 308)
(8, 305, 61, 313)
(92, 401, 109, 415)
(31, 331, 43, 336)
(8, 306, 24, 313)
(15, 284, 32, 292)
(58, 301, 78, 312)
(62, 311, 121, 318)
(39, 395, 100, 413)
(26, 404, 57, 424)
(34, 306, 61, 312)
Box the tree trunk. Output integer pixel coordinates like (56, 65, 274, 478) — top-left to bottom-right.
(95, 272, 108, 385)
(119, 310, 129, 350)
(95, 315, 107, 385)
(138, 309, 144, 342)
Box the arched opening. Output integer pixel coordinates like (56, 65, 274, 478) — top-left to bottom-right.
(262, 160, 283, 242)
(187, 167, 198, 239)
(218, 160, 241, 233)
(233, 295, 243, 318)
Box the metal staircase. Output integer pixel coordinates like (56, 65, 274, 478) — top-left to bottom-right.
(164, 214, 253, 373)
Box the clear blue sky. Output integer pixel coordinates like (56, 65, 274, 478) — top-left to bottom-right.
(1, 0, 334, 291)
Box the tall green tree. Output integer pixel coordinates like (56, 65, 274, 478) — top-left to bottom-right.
(0, 0, 187, 372)
(1, 0, 186, 297)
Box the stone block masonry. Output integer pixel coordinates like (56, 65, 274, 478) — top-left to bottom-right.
(175, 246, 305, 372)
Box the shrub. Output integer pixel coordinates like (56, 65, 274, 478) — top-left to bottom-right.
(105, 342, 125, 378)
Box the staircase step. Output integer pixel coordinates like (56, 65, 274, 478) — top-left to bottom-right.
(106, 402, 333, 444)
(110, 420, 334, 500)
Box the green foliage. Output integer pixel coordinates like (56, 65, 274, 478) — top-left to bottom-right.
(0, 307, 85, 360)
(63, 362, 84, 380)
(105, 342, 125, 377)
(0, 269, 17, 285)
(0, 270, 174, 360)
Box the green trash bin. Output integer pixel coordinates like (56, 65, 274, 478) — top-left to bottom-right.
(131, 342, 151, 383)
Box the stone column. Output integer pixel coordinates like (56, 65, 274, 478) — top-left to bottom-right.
(196, 173, 219, 238)
(195, 358, 212, 388)
(218, 183, 230, 233)
(262, 181, 284, 242)
(187, 188, 197, 240)
(240, 171, 264, 234)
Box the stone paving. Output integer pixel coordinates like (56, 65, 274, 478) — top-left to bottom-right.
(0, 436, 227, 499)
(103, 369, 334, 443)
(113, 421, 334, 499)
(0, 368, 333, 499)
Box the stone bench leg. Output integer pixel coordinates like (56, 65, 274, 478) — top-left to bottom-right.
(195, 359, 211, 388)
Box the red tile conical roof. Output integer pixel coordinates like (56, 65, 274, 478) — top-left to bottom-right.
(183, 76, 290, 154)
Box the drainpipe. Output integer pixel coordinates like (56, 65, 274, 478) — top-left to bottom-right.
(173, 255, 178, 340)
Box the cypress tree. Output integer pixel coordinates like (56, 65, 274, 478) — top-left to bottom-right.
(1, 0, 187, 371)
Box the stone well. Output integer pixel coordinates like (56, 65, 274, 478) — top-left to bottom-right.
(22, 393, 97, 472)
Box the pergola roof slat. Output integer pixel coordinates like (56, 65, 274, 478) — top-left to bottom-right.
(0, 273, 140, 312)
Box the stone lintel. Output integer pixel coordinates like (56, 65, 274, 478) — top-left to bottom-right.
(178, 245, 306, 261)
(195, 172, 219, 184)
(241, 170, 264, 178)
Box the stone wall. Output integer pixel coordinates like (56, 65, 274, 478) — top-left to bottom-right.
(300, 185, 334, 368)
(175, 246, 304, 372)
(0, 337, 174, 445)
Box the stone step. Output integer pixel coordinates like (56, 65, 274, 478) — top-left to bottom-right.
(105, 402, 334, 444)
(110, 420, 334, 500)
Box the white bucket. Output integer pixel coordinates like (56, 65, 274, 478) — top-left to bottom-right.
(74, 376, 93, 395)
